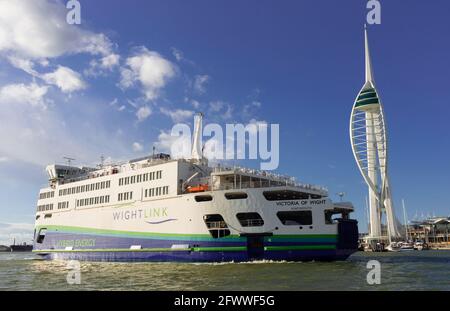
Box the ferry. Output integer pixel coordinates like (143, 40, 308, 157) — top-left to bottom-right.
(32, 114, 358, 262)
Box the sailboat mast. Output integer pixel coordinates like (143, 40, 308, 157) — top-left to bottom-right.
(402, 199, 409, 241)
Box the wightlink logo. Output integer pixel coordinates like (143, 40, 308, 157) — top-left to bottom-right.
(112, 207, 176, 224)
(168, 114, 279, 170)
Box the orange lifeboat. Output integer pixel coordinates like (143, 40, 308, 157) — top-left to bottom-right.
(186, 184, 209, 193)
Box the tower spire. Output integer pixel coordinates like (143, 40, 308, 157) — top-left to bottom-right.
(364, 25, 375, 84)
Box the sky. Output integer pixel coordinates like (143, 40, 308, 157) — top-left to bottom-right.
(0, 0, 449, 244)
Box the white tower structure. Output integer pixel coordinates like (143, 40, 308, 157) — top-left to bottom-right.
(350, 26, 401, 241)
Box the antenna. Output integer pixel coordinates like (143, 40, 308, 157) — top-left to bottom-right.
(63, 157, 75, 166)
(100, 155, 105, 168)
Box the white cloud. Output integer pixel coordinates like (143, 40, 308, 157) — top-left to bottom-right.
(171, 47, 184, 62)
(243, 100, 262, 115)
(7, 55, 38, 76)
(154, 130, 191, 159)
(160, 107, 194, 123)
(0, 0, 113, 60)
(136, 105, 152, 122)
(0, 156, 8, 163)
(42, 66, 87, 93)
(132, 142, 143, 152)
(223, 104, 233, 120)
(209, 101, 225, 112)
(0, 87, 131, 168)
(0, 82, 49, 108)
(190, 99, 200, 109)
(209, 101, 233, 120)
(85, 53, 120, 77)
(193, 75, 210, 94)
(120, 47, 176, 101)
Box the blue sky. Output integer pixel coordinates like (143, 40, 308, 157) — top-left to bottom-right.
(0, 0, 449, 244)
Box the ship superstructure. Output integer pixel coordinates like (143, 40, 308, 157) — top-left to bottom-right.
(33, 114, 358, 262)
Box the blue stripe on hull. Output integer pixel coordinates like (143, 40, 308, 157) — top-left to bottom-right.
(35, 231, 246, 250)
(39, 250, 352, 262)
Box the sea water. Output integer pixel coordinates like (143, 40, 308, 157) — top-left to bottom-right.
(0, 251, 448, 290)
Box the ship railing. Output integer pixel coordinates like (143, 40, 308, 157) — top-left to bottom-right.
(239, 219, 264, 227)
(211, 166, 327, 193)
(205, 221, 228, 229)
(212, 181, 327, 193)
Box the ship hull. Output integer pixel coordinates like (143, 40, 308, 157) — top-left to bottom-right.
(33, 226, 357, 262)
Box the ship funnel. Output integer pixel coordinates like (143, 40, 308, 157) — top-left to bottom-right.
(191, 112, 203, 161)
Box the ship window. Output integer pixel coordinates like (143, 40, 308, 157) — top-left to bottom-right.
(195, 195, 213, 202)
(225, 192, 248, 200)
(263, 190, 312, 201)
(105, 195, 110, 203)
(203, 214, 230, 238)
(277, 211, 312, 226)
(36, 228, 47, 244)
(236, 213, 264, 227)
(106, 180, 110, 188)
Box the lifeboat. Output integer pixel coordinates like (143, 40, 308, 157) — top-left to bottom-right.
(186, 184, 209, 193)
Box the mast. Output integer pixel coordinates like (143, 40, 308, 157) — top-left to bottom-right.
(402, 199, 409, 241)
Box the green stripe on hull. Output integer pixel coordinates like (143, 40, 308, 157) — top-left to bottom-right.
(36, 225, 338, 242)
(36, 225, 244, 242)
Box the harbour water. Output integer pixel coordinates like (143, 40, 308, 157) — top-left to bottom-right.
(0, 251, 449, 291)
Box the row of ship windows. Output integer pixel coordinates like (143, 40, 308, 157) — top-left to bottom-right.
(57, 201, 69, 210)
(38, 186, 170, 211)
(37, 204, 54, 212)
(118, 170, 162, 186)
(118, 192, 133, 201)
(145, 186, 169, 198)
(39, 191, 55, 200)
(76, 195, 111, 207)
(59, 181, 111, 196)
